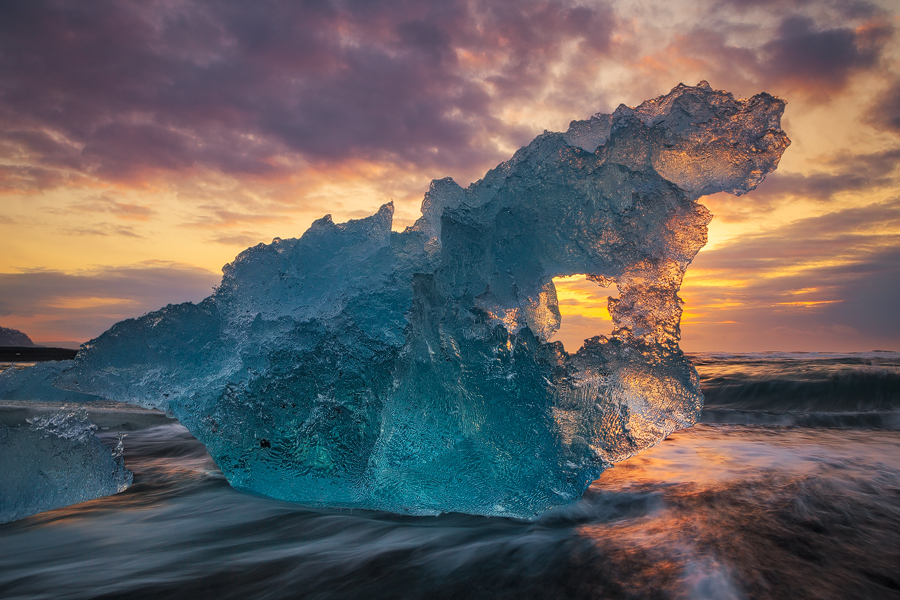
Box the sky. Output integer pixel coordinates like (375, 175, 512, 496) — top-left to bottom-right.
(0, 0, 898, 351)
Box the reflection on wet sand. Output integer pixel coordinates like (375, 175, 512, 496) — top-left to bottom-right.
(597, 425, 900, 486)
(578, 425, 900, 599)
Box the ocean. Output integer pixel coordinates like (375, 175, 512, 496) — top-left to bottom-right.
(1, 352, 898, 599)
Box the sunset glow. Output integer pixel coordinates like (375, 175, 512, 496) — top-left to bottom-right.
(1, 0, 898, 351)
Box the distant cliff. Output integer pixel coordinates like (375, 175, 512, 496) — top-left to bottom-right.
(0, 327, 35, 347)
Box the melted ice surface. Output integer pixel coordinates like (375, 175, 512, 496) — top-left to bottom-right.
(59, 83, 789, 518)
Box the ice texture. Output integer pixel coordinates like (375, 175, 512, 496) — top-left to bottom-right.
(0, 409, 132, 524)
(59, 83, 789, 518)
(0, 361, 105, 403)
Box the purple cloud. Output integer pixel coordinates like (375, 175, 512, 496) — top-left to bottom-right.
(706, 147, 900, 220)
(6, 0, 889, 193)
(760, 15, 890, 91)
(663, 6, 893, 104)
(0, 0, 618, 189)
(868, 78, 900, 133)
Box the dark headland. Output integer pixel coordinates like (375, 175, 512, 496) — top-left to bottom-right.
(0, 347, 78, 361)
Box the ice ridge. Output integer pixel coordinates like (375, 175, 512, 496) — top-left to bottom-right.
(59, 82, 789, 518)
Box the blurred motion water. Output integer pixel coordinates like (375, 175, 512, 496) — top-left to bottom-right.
(695, 351, 900, 428)
(1, 353, 899, 599)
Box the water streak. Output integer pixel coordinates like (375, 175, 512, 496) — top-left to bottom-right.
(1, 411, 898, 599)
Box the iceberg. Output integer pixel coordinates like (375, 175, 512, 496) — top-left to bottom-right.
(0, 409, 132, 524)
(0, 361, 105, 403)
(59, 82, 789, 518)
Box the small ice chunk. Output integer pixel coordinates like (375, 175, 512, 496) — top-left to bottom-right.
(0, 409, 132, 524)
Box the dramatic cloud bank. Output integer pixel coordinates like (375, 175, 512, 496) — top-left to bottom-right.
(1, 0, 898, 349)
(1, 0, 892, 188)
(0, 0, 617, 187)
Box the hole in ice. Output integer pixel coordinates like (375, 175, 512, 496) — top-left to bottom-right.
(551, 274, 618, 353)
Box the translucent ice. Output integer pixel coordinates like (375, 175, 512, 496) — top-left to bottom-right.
(0, 361, 105, 403)
(60, 83, 789, 518)
(0, 409, 132, 524)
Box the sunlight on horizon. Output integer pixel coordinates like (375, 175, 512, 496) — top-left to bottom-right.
(551, 274, 618, 353)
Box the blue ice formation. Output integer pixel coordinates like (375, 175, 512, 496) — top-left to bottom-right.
(0, 409, 132, 524)
(0, 361, 104, 403)
(59, 82, 789, 518)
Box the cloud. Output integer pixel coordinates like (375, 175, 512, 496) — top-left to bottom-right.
(0, 0, 893, 198)
(0, 261, 221, 341)
(775, 149, 900, 199)
(1, 0, 897, 352)
(68, 195, 156, 221)
(759, 15, 889, 92)
(700, 197, 900, 269)
(62, 223, 145, 238)
(681, 198, 900, 349)
(714, 0, 812, 10)
(208, 231, 266, 246)
(647, 5, 893, 103)
(0, 165, 72, 192)
(700, 147, 900, 221)
(0, 0, 618, 190)
(815, 246, 900, 340)
(867, 78, 900, 134)
(188, 205, 289, 229)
